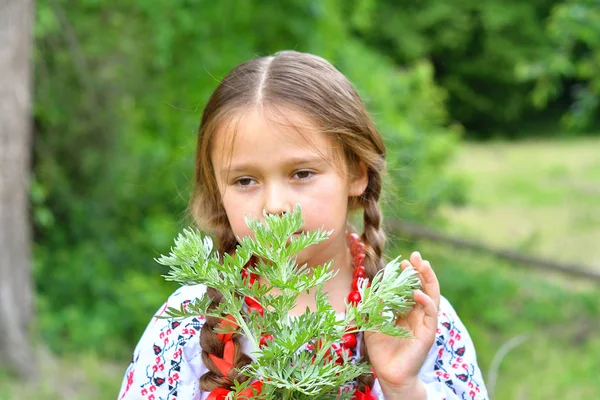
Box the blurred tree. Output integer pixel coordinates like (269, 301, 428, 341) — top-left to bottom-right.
(517, 0, 600, 131)
(0, 0, 38, 379)
(346, 0, 559, 136)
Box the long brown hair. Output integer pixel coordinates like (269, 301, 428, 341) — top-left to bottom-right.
(190, 50, 386, 392)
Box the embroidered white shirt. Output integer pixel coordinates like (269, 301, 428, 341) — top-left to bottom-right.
(117, 285, 488, 400)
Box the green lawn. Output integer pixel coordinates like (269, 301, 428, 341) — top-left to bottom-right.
(406, 240, 600, 400)
(440, 137, 600, 270)
(0, 350, 124, 400)
(418, 137, 600, 399)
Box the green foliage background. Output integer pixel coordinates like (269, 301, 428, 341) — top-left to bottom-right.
(31, 0, 599, 366)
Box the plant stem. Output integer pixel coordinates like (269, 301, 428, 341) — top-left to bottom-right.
(234, 302, 259, 351)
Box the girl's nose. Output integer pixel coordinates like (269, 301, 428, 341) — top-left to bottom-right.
(263, 183, 292, 216)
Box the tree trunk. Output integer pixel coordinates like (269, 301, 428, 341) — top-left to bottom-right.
(0, 0, 37, 379)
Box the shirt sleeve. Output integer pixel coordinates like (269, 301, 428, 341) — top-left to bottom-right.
(418, 296, 489, 399)
(117, 284, 208, 400)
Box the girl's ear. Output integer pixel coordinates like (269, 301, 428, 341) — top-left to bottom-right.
(348, 161, 369, 197)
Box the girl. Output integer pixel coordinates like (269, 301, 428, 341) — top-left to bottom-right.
(118, 51, 488, 400)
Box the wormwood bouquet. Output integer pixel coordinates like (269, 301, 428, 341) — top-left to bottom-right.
(156, 206, 421, 399)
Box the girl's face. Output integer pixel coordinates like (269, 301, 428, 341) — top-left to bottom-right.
(210, 108, 368, 267)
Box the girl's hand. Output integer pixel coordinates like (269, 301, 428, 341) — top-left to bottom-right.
(364, 251, 440, 399)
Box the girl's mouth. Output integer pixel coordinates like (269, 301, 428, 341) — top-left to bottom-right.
(289, 231, 303, 242)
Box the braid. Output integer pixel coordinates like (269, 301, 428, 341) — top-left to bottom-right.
(356, 169, 385, 392)
(360, 170, 386, 277)
(198, 224, 253, 391)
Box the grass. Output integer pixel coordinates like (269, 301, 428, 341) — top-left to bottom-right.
(439, 137, 600, 269)
(405, 240, 600, 400)
(409, 136, 600, 399)
(0, 348, 124, 400)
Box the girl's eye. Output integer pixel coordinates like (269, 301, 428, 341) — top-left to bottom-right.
(234, 177, 256, 187)
(293, 170, 314, 180)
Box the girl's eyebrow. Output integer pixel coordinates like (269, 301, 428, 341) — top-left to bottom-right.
(224, 156, 328, 174)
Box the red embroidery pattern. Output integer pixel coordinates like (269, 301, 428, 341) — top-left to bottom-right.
(433, 309, 485, 399)
(119, 293, 205, 400)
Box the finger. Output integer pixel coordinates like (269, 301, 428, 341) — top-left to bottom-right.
(400, 259, 412, 271)
(419, 260, 441, 309)
(413, 289, 438, 333)
(409, 251, 423, 269)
